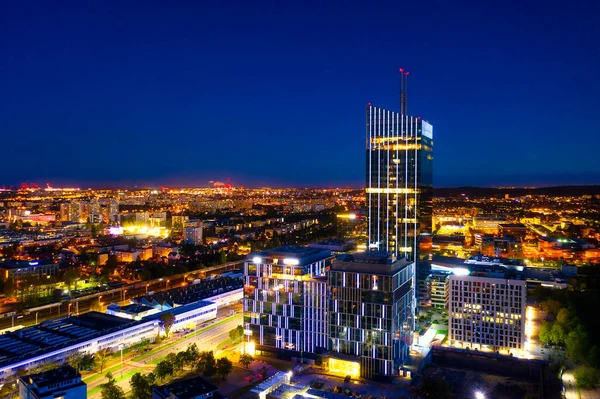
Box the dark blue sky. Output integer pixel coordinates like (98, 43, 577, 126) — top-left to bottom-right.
(1, 0, 599, 188)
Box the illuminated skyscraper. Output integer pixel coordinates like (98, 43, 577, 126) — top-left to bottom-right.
(366, 107, 433, 255)
(366, 71, 433, 301)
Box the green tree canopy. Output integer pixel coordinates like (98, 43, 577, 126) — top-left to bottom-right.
(154, 360, 174, 382)
(94, 348, 112, 373)
(239, 353, 254, 369)
(130, 372, 155, 399)
(159, 312, 176, 338)
(101, 372, 125, 399)
(216, 357, 233, 380)
(574, 365, 599, 390)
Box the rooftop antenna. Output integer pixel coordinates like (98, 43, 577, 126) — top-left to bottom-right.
(403, 70, 409, 116)
(399, 68, 405, 115)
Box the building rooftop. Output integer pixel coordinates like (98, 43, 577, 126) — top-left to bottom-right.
(19, 365, 81, 389)
(152, 375, 219, 399)
(134, 276, 242, 307)
(332, 251, 411, 275)
(0, 312, 136, 368)
(0, 259, 56, 270)
(251, 246, 333, 266)
(498, 223, 527, 228)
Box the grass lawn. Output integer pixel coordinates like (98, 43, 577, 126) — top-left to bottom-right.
(132, 314, 239, 362)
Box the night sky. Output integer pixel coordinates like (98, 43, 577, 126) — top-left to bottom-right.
(1, 0, 599, 188)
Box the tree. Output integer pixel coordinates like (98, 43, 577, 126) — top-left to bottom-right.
(589, 346, 600, 369)
(174, 351, 187, 373)
(219, 250, 227, 264)
(66, 351, 84, 372)
(154, 360, 174, 382)
(185, 343, 200, 368)
(239, 353, 254, 369)
(105, 254, 118, 275)
(130, 372, 155, 399)
(550, 323, 567, 346)
(540, 299, 561, 316)
(200, 351, 216, 377)
(566, 327, 589, 363)
(159, 312, 176, 338)
(574, 365, 599, 390)
(556, 308, 570, 325)
(216, 357, 233, 380)
(95, 349, 112, 373)
(539, 322, 553, 346)
(80, 354, 94, 371)
(229, 325, 243, 343)
(101, 372, 125, 399)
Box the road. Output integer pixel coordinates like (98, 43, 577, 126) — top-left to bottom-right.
(0, 260, 243, 330)
(87, 308, 243, 399)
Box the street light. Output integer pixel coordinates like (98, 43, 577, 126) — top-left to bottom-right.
(475, 391, 485, 399)
(118, 343, 124, 378)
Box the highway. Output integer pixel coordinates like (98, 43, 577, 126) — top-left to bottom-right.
(0, 260, 243, 330)
(86, 307, 243, 399)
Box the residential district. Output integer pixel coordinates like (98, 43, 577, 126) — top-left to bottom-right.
(1, 83, 600, 399)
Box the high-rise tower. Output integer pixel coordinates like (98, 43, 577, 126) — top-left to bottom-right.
(366, 70, 433, 262)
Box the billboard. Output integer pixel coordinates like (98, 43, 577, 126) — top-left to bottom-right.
(421, 121, 433, 140)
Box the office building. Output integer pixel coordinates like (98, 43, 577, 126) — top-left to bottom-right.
(328, 252, 414, 380)
(448, 265, 526, 353)
(152, 375, 220, 399)
(243, 246, 334, 361)
(366, 112, 433, 256)
(426, 271, 450, 308)
(18, 365, 86, 399)
(184, 223, 203, 245)
(366, 72, 433, 307)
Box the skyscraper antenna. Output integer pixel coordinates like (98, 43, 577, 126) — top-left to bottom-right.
(404, 71, 409, 116)
(399, 68, 404, 115)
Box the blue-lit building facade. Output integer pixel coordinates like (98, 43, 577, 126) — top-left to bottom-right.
(243, 247, 333, 360)
(328, 252, 414, 380)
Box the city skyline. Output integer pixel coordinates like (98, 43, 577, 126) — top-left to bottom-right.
(2, 1, 599, 187)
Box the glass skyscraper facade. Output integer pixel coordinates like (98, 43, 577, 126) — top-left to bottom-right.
(366, 106, 433, 259)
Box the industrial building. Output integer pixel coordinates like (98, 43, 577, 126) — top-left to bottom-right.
(0, 286, 240, 385)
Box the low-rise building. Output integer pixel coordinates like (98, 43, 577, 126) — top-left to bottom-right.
(18, 364, 86, 399)
(0, 260, 60, 281)
(152, 375, 220, 399)
(427, 271, 450, 308)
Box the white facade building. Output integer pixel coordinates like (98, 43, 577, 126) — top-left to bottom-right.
(448, 273, 526, 353)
